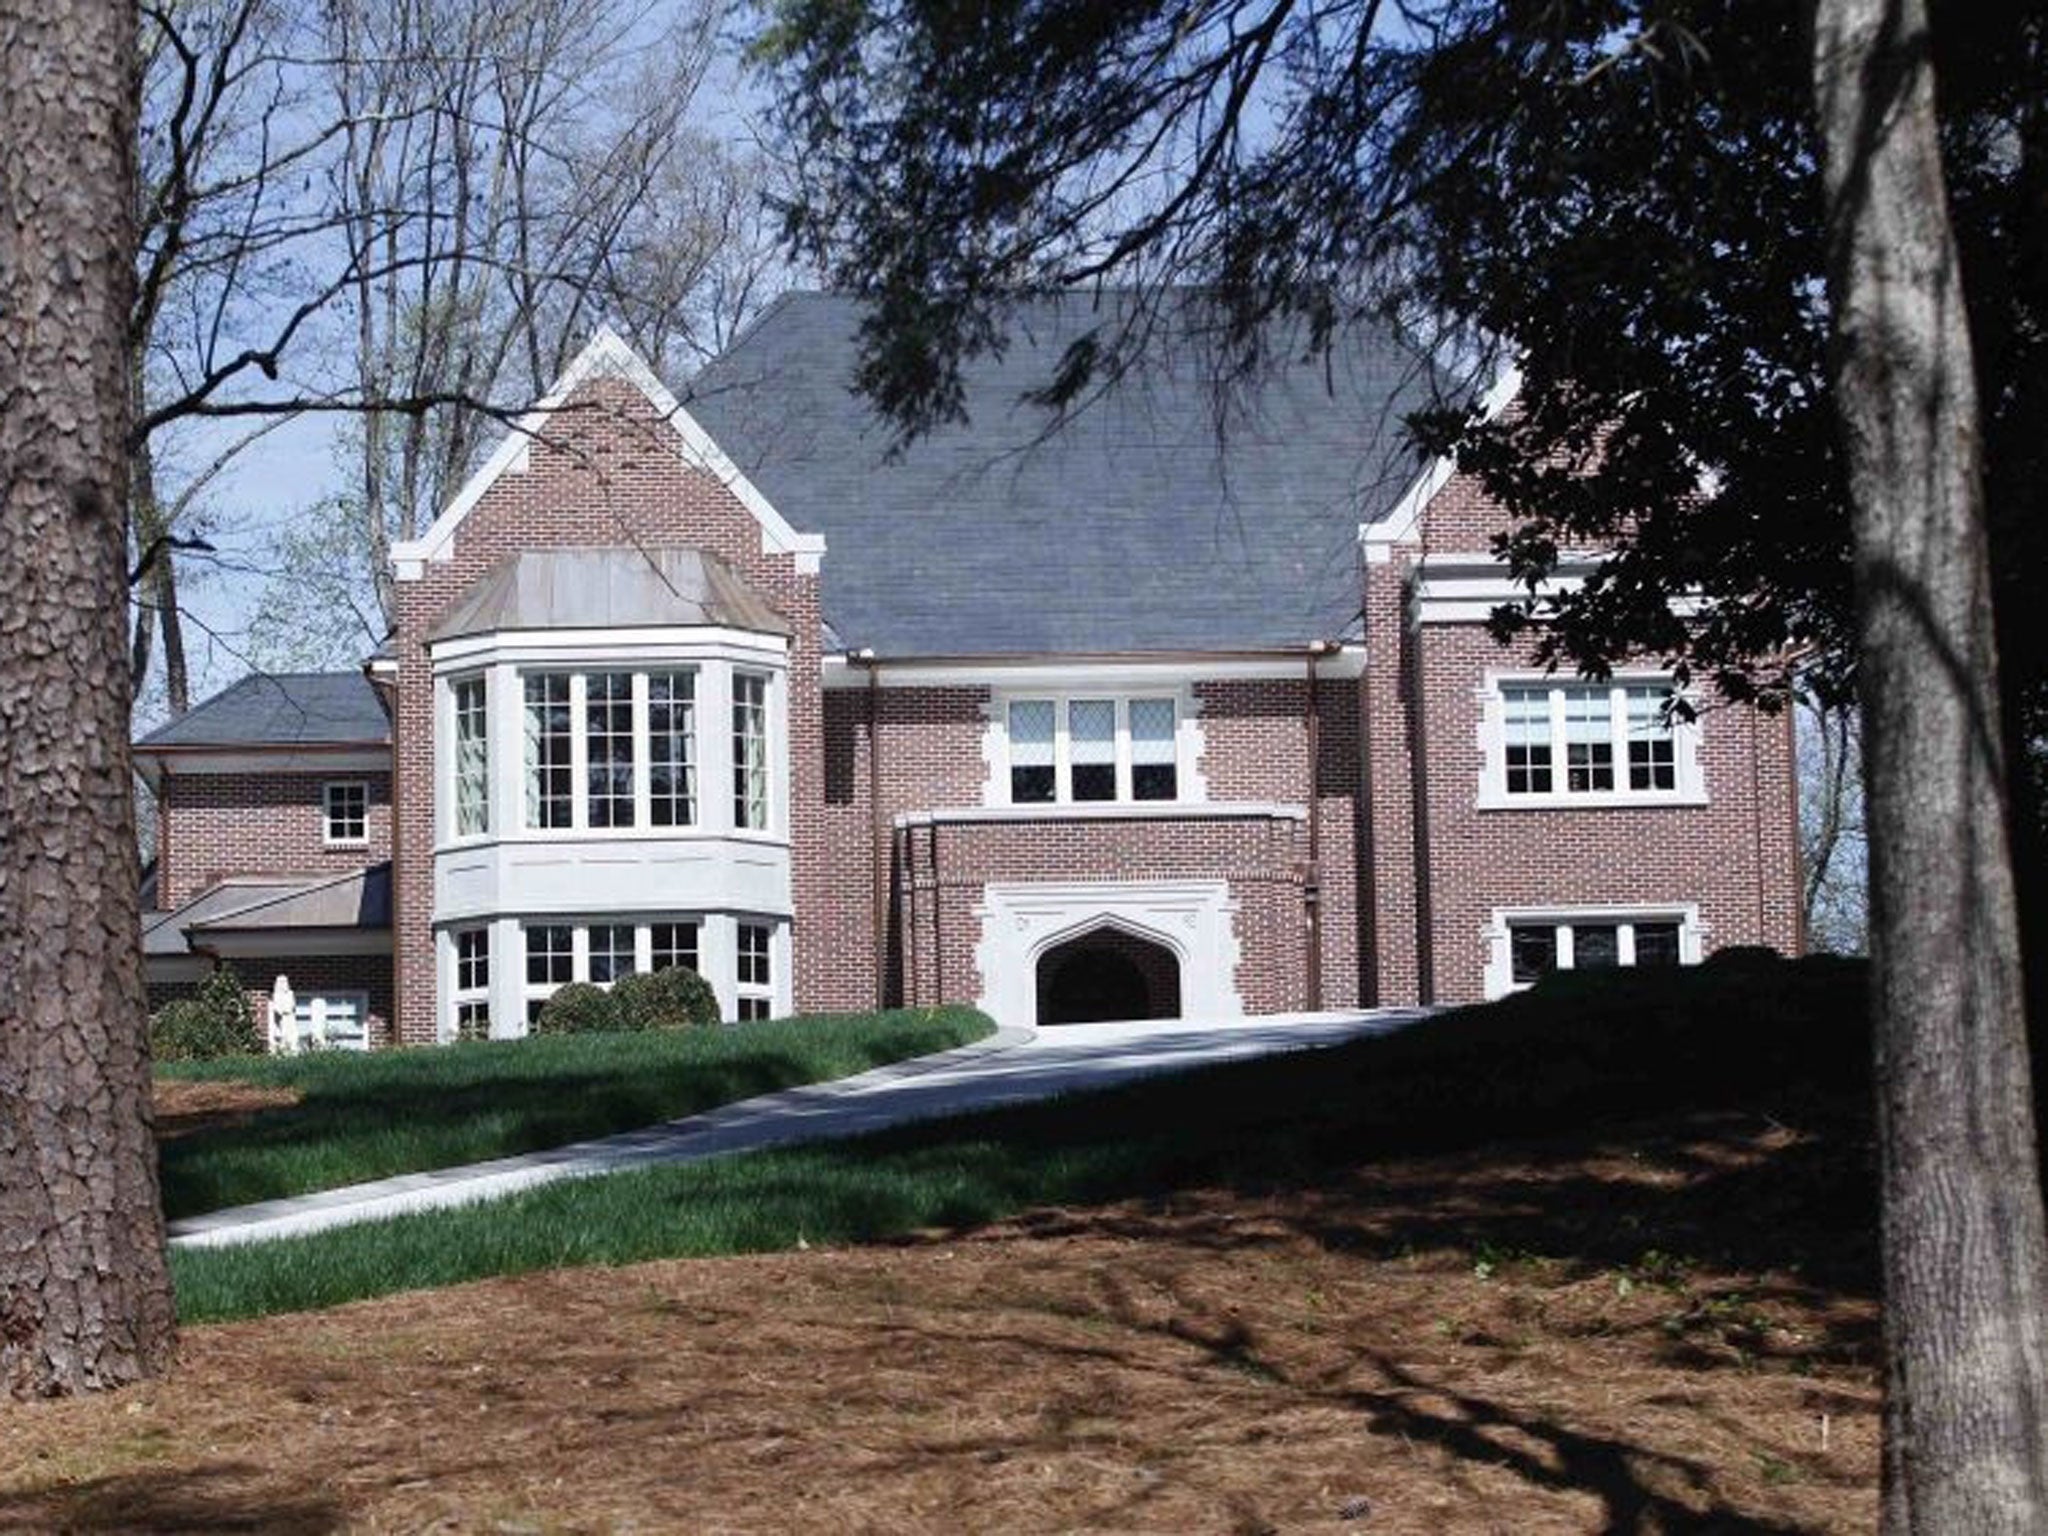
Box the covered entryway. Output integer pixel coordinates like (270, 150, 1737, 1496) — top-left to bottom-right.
(973, 880, 1242, 1030)
(1036, 926, 1182, 1025)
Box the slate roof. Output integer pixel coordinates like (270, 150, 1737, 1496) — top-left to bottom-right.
(142, 865, 392, 957)
(135, 671, 390, 749)
(683, 291, 1440, 655)
(430, 547, 789, 643)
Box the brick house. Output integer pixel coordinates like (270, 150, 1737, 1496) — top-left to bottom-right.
(136, 294, 1802, 1048)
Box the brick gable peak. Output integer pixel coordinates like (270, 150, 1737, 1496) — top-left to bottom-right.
(390, 324, 827, 584)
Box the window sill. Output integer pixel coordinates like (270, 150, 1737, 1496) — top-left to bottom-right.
(897, 800, 1305, 828)
(321, 839, 371, 850)
(1475, 791, 1708, 812)
(434, 827, 789, 855)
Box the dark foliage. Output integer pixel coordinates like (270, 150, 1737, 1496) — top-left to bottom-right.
(611, 966, 722, 1030)
(151, 964, 261, 1062)
(532, 982, 625, 1036)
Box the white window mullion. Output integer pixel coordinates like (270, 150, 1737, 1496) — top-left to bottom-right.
(568, 672, 589, 832)
(1054, 699, 1072, 804)
(1618, 923, 1638, 967)
(631, 672, 652, 831)
(1548, 688, 1568, 789)
(1556, 922, 1576, 971)
(1114, 699, 1133, 801)
(571, 924, 590, 984)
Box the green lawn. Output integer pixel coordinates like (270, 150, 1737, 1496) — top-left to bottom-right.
(157, 1007, 993, 1222)
(172, 957, 1870, 1323)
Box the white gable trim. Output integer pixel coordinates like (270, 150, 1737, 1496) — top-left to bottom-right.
(390, 326, 826, 581)
(1360, 362, 1520, 564)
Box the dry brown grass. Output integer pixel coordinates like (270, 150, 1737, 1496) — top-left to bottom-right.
(152, 1079, 301, 1141)
(1, 1110, 1878, 1534)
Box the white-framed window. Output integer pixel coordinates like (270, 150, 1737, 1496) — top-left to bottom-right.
(322, 780, 369, 846)
(1480, 677, 1702, 808)
(515, 915, 722, 1028)
(585, 671, 636, 828)
(651, 920, 700, 974)
(587, 922, 637, 985)
(523, 923, 574, 1026)
(649, 671, 697, 828)
(453, 675, 490, 836)
(281, 991, 370, 1052)
(1000, 695, 1184, 805)
(735, 921, 772, 1021)
(453, 926, 491, 1039)
(1483, 905, 1702, 998)
(524, 673, 574, 830)
(733, 671, 770, 830)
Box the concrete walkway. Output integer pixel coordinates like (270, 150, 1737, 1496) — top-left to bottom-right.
(168, 1007, 1431, 1251)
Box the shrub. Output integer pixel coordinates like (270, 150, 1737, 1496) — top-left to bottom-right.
(611, 966, 721, 1031)
(532, 982, 624, 1036)
(152, 963, 262, 1061)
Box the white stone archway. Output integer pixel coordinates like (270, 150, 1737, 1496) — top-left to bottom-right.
(973, 880, 1242, 1028)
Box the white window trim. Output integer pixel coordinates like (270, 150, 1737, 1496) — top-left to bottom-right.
(321, 779, 370, 847)
(498, 913, 780, 1037)
(451, 926, 492, 1037)
(1475, 672, 1706, 810)
(734, 919, 775, 1021)
(436, 651, 789, 854)
(443, 672, 492, 844)
(986, 688, 1204, 808)
(1481, 902, 1705, 1000)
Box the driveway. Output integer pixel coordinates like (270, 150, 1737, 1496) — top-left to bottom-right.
(169, 1007, 1431, 1251)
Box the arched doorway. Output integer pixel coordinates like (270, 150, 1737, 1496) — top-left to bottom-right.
(1035, 926, 1182, 1025)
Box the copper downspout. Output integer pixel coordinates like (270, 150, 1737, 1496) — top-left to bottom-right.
(854, 649, 888, 1010)
(1304, 640, 1333, 1012)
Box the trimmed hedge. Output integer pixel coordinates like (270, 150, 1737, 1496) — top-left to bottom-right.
(152, 964, 262, 1061)
(532, 982, 623, 1036)
(611, 966, 720, 1030)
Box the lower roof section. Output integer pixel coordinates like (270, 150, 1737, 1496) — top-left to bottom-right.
(143, 863, 392, 962)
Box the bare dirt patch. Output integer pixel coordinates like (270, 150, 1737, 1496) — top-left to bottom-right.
(1, 1108, 1878, 1533)
(153, 1078, 302, 1141)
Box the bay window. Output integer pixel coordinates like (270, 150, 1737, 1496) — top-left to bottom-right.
(1000, 695, 1183, 805)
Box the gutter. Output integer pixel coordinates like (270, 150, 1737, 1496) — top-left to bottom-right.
(849, 648, 888, 1010)
(1304, 640, 1337, 1012)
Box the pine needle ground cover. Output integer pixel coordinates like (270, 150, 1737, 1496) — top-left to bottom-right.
(153, 1007, 993, 1221)
(11, 960, 1880, 1533)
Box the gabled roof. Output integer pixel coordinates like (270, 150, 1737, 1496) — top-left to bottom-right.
(429, 547, 790, 644)
(682, 291, 1440, 655)
(135, 672, 390, 750)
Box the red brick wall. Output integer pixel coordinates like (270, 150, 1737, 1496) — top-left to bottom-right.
(1366, 466, 1804, 1004)
(389, 375, 824, 1044)
(156, 769, 392, 908)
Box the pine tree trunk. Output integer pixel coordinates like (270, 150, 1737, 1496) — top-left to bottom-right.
(0, 0, 176, 1395)
(1811, 0, 2048, 1526)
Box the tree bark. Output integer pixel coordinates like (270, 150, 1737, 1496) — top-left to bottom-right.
(1811, 0, 2048, 1527)
(0, 0, 176, 1395)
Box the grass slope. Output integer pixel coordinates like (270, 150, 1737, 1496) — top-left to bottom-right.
(157, 1007, 992, 1221)
(174, 958, 1871, 1322)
